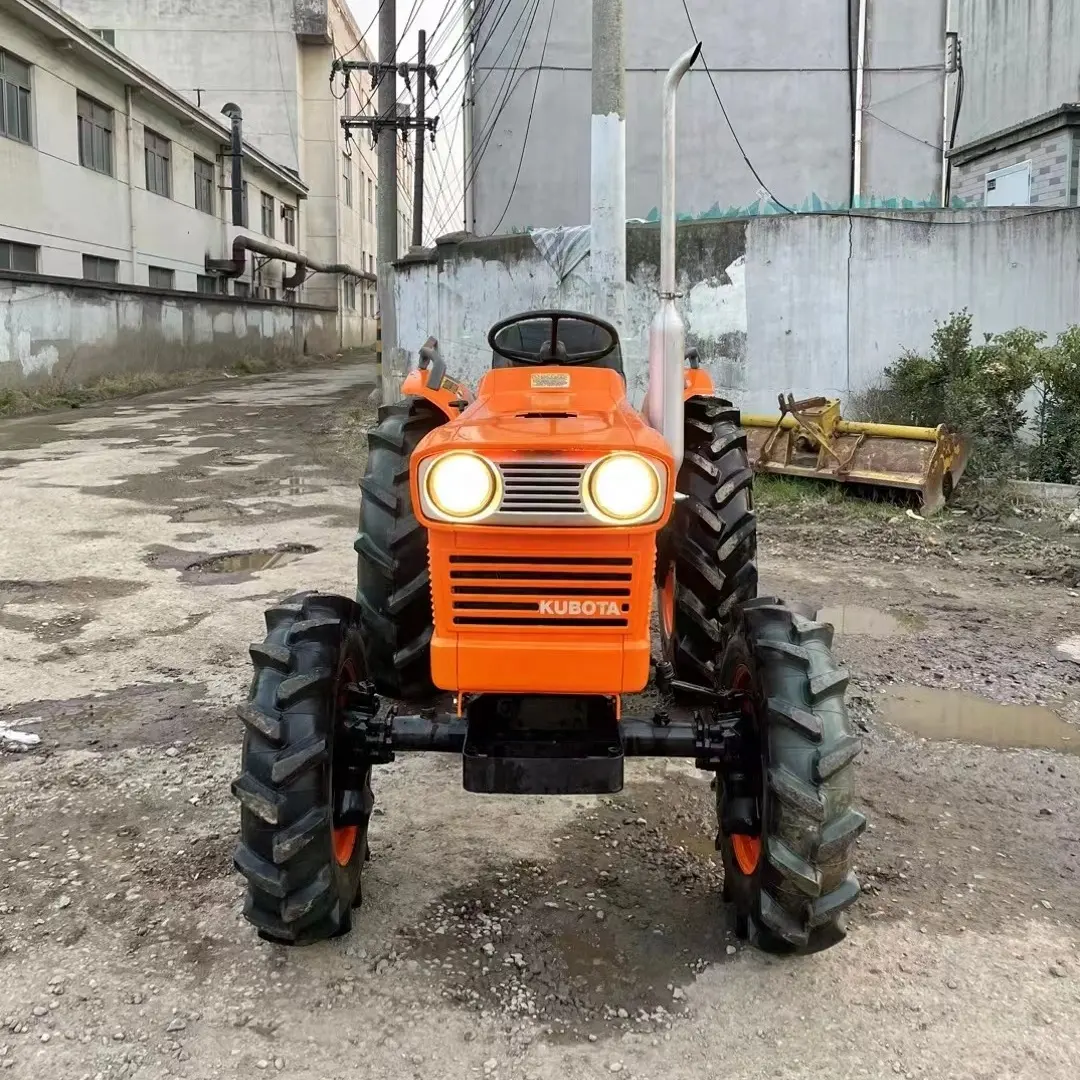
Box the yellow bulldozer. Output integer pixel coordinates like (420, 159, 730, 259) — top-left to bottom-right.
(740, 394, 969, 515)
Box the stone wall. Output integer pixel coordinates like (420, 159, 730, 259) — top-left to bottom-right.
(953, 131, 1075, 207)
(0, 272, 338, 389)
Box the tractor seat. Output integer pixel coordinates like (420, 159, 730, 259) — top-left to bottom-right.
(538, 339, 569, 363)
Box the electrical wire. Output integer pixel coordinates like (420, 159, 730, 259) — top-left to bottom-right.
(943, 50, 965, 206)
(488, 0, 556, 234)
(680, 0, 794, 213)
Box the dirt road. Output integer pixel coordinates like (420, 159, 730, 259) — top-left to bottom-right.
(1, 363, 1078, 1080)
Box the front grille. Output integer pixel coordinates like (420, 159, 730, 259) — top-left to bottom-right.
(448, 555, 632, 628)
(496, 460, 586, 517)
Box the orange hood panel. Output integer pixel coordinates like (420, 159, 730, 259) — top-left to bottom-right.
(415, 367, 672, 458)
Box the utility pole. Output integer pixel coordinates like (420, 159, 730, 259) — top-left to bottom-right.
(463, 0, 476, 233)
(377, 1, 398, 404)
(334, 22, 439, 404)
(590, 0, 626, 331)
(412, 30, 427, 248)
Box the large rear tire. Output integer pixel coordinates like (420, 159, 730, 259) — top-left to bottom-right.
(232, 592, 372, 945)
(356, 399, 445, 700)
(659, 396, 757, 685)
(716, 597, 866, 952)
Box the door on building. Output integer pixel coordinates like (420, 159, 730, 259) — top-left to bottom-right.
(984, 162, 1031, 206)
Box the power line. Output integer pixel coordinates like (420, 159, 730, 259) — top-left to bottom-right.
(488, 0, 556, 235)
(680, 0, 794, 213)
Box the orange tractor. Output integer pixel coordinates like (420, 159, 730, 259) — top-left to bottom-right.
(232, 45, 865, 953)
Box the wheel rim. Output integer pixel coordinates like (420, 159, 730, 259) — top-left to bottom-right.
(728, 660, 762, 875)
(331, 652, 359, 867)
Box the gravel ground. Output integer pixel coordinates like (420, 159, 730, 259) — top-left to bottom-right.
(1, 363, 1078, 1080)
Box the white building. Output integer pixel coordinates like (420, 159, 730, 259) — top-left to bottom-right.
(56, 0, 414, 343)
(0, 0, 318, 299)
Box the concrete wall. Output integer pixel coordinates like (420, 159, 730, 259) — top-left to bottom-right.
(1, 3, 305, 295)
(0, 272, 336, 388)
(468, 0, 947, 234)
(955, 0, 1080, 143)
(395, 210, 1080, 414)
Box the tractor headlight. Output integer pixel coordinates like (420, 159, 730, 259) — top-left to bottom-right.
(583, 453, 663, 525)
(423, 452, 500, 521)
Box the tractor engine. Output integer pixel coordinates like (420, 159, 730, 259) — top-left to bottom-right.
(410, 361, 675, 697)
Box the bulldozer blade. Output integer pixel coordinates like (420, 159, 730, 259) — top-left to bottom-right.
(742, 410, 969, 517)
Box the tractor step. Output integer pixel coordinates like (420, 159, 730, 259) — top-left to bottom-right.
(461, 694, 624, 795)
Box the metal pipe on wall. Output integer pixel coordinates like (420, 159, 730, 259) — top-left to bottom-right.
(852, 0, 868, 206)
(124, 85, 137, 280)
(221, 102, 244, 227)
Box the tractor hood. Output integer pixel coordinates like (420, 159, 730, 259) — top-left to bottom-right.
(418, 366, 673, 459)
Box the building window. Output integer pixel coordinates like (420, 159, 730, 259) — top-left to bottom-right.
(264, 286, 276, 300)
(261, 192, 275, 238)
(367, 253, 373, 274)
(82, 254, 118, 283)
(92, 29, 116, 47)
(366, 177, 373, 223)
(144, 128, 171, 197)
(0, 238, 38, 272)
(284, 288, 296, 303)
(194, 156, 215, 215)
(77, 93, 113, 175)
(148, 265, 174, 289)
(197, 274, 220, 294)
(282, 204, 296, 245)
(0, 49, 32, 145)
(343, 278, 356, 309)
(233, 280, 250, 298)
(343, 152, 352, 207)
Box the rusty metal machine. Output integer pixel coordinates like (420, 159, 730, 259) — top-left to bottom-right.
(742, 394, 969, 515)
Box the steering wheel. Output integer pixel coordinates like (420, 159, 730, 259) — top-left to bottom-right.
(487, 310, 619, 366)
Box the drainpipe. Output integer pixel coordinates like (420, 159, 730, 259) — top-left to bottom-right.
(221, 102, 244, 227)
(125, 86, 137, 280)
(852, 0, 868, 207)
(643, 42, 700, 473)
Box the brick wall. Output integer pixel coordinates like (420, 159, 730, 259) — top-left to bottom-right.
(953, 131, 1075, 206)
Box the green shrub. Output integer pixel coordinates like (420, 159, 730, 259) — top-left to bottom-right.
(850, 311, 1080, 483)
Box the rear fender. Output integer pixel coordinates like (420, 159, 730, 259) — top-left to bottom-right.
(401, 336, 475, 421)
(683, 366, 714, 399)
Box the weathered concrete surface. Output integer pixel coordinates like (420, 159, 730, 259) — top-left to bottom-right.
(0, 275, 338, 389)
(1, 365, 1079, 1078)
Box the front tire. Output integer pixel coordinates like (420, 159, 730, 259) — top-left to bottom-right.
(356, 399, 445, 700)
(232, 592, 372, 945)
(659, 396, 757, 686)
(716, 598, 867, 951)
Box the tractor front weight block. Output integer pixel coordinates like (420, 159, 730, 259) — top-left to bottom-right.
(339, 686, 753, 796)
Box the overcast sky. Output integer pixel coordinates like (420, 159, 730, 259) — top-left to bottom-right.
(347, 1, 469, 242)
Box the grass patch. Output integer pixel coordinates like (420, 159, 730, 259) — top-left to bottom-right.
(0, 348, 376, 419)
(752, 474, 907, 521)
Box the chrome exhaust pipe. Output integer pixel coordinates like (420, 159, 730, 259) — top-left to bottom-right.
(643, 41, 701, 472)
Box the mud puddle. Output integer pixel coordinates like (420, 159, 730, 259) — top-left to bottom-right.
(258, 475, 329, 496)
(882, 684, 1077, 753)
(146, 544, 317, 582)
(188, 545, 317, 574)
(817, 604, 917, 638)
